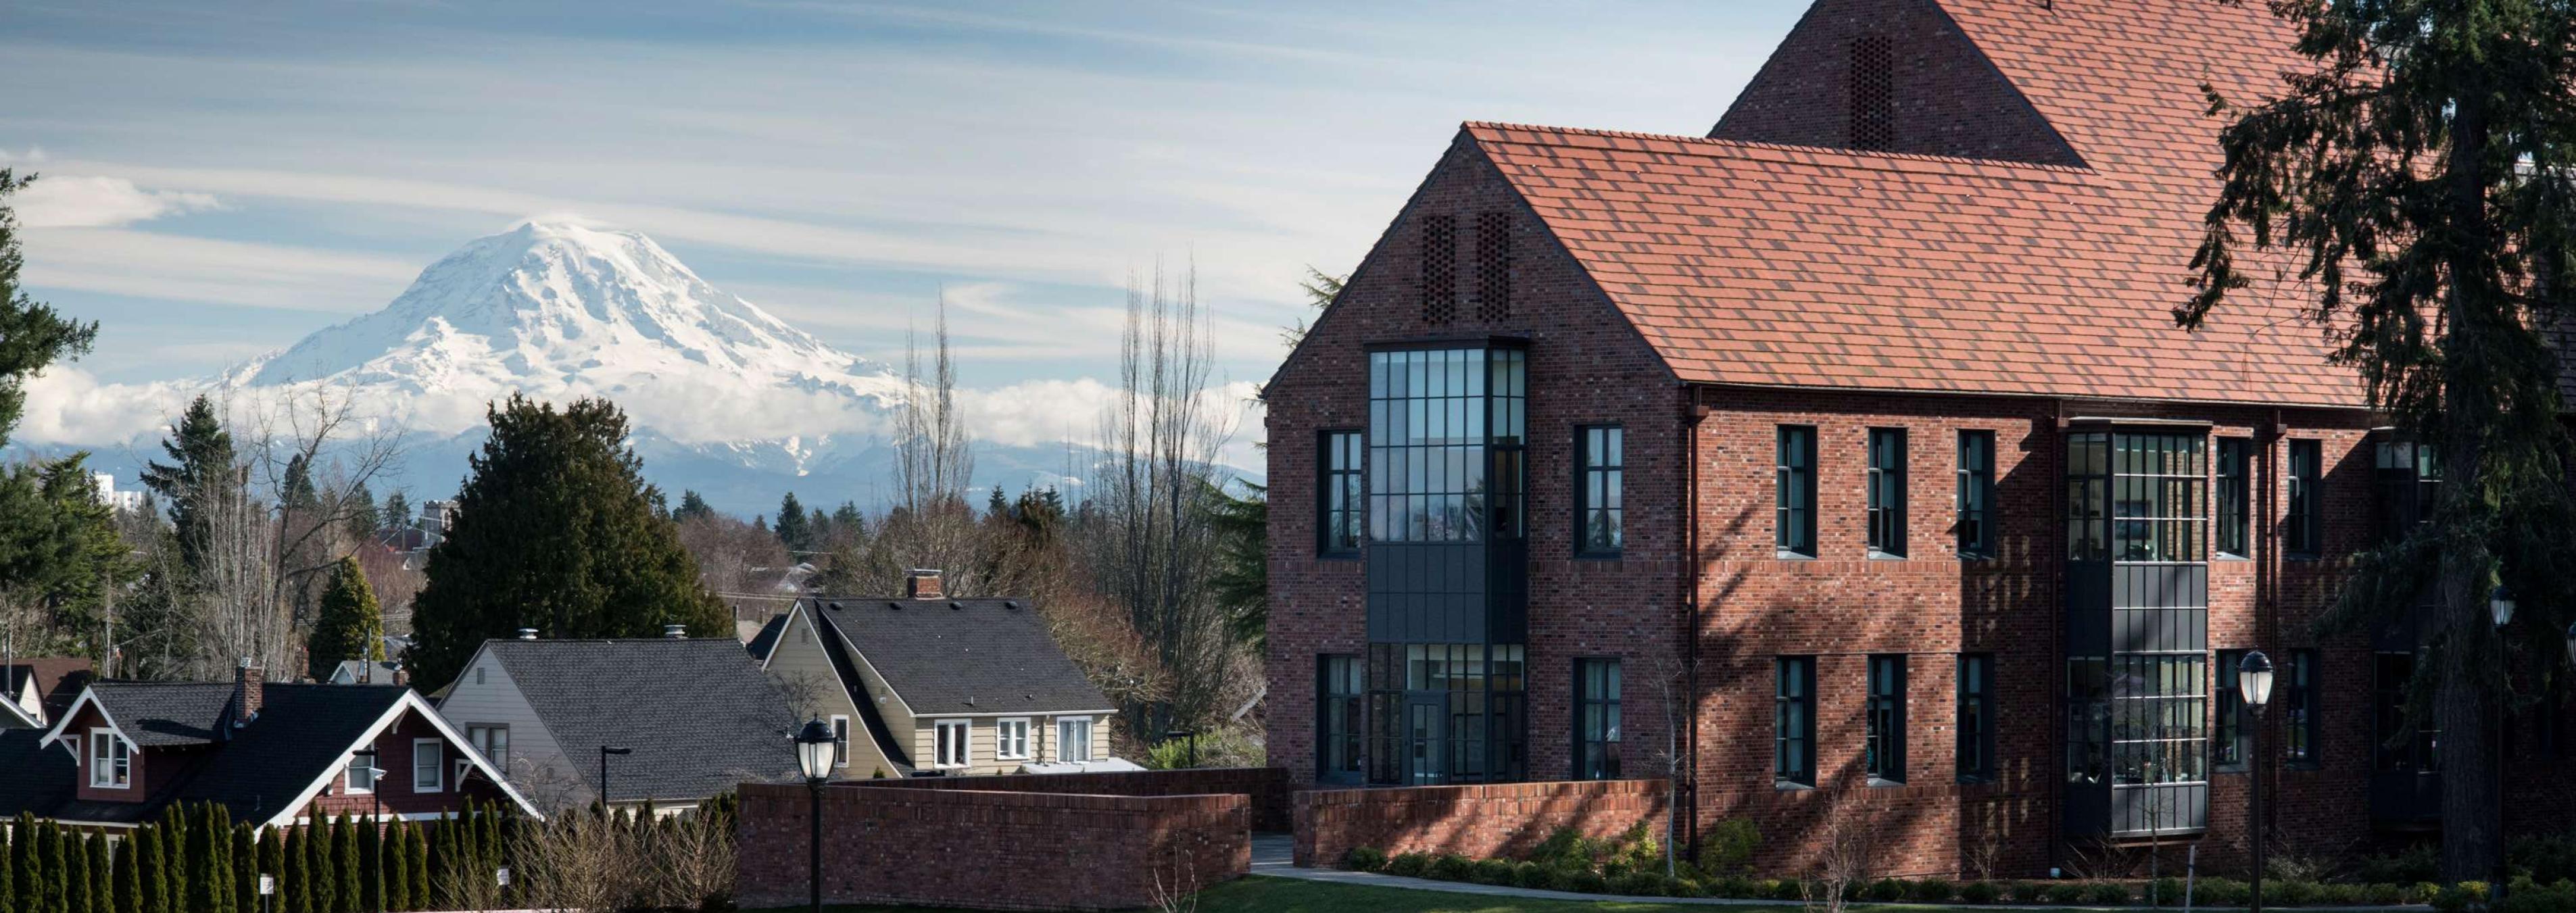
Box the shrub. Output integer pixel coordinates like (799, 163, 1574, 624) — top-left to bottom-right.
(2085, 881, 2131, 906)
(2500, 878, 2576, 913)
(1865, 878, 1907, 902)
(2512, 833, 2576, 885)
(1607, 872, 1666, 897)
(2270, 879, 2320, 906)
(1529, 827, 1593, 870)
(2008, 880, 2047, 904)
(2359, 843, 2441, 886)
(1427, 854, 1475, 882)
(2045, 882, 2091, 905)
(1960, 881, 2003, 904)
(1383, 852, 1430, 878)
(2433, 881, 2492, 913)
(1910, 877, 1955, 902)
(1771, 878, 1807, 901)
(2414, 881, 2448, 904)
(1712, 875, 1758, 899)
(2318, 883, 2366, 905)
(2197, 877, 2250, 907)
(1697, 818, 1761, 877)
(2145, 876, 2184, 906)
(1601, 858, 1631, 879)
(1563, 870, 1607, 895)
(1338, 846, 1386, 872)
(2361, 882, 2406, 906)
(1512, 862, 1559, 891)
(1670, 877, 1706, 898)
(1469, 858, 1516, 886)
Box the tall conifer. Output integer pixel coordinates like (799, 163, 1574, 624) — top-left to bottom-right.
(331, 818, 356, 913)
(110, 829, 137, 913)
(61, 829, 87, 913)
(301, 820, 330, 913)
(83, 835, 106, 913)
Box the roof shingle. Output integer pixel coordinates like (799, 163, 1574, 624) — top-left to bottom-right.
(481, 638, 801, 803)
(808, 597, 1111, 717)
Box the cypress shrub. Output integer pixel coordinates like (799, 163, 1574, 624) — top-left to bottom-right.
(63, 829, 90, 913)
(230, 824, 253, 913)
(157, 809, 184, 913)
(85, 834, 108, 913)
(302, 820, 331, 913)
(133, 826, 163, 913)
(182, 810, 218, 913)
(42, 822, 68, 913)
(112, 828, 138, 913)
(278, 828, 304, 913)
(18, 814, 43, 913)
(381, 825, 406, 913)
(1, 815, 13, 913)
(331, 817, 358, 913)
(253, 829, 281, 913)
(402, 826, 426, 913)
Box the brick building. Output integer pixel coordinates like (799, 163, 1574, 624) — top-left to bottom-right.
(1262, 0, 2576, 878)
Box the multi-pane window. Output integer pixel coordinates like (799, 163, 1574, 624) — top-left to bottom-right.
(1366, 349, 1524, 543)
(2066, 433, 2110, 561)
(1956, 430, 1995, 557)
(413, 740, 443, 793)
(2375, 440, 2441, 544)
(1059, 718, 1095, 762)
(1576, 426, 1624, 556)
(1867, 428, 1907, 556)
(1866, 655, 1907, 783)
(1317, 656, 1363, 782)
(1364, 643, 1528, 785)
(2216, 438, 2251, 558)
(2108, 654, 2208, 787)
(345, 751, 377, 794)
(830, 716, 851, 767)
(2287, 440, 2323, 557)
(1956, 654, 1993, 783)
(1777, 426, 1816, 557)
(2110, 434, 2206, 562)
(2283, 649, 2318, 766)
(89, 729, 128, 789)
(2215, 649, 2250, 771)
(2374, 652, 2439, 773)
(1776, 657, 1816, 787)
(996, 718, 1030, 760)
(1319, 431, 1364, 555)
(935, 720, 970, 768)
(468, 725, 510, 772)
(1574, 659, 1622, 779)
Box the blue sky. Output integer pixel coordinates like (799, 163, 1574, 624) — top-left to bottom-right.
(3, 0, 1805, 420)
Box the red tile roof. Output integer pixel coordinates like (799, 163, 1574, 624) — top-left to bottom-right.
(1466, 0, 2361, 407)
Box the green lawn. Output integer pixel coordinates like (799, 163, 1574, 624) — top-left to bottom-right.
(799, 874, 1862, 912)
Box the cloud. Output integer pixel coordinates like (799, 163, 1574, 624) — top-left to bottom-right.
(16, 228, 421, 313)
(11, 175, 220, 228)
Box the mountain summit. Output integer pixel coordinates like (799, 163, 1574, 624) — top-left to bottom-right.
(236, 221, 900, 407)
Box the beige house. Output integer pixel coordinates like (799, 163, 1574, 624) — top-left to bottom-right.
(748, 572, 1117, 778)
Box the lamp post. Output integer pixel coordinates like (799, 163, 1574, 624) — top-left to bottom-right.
(795, 719, 837, 913)
(2237, 650, 2275, 913)
(598, 745, 632, 812)
(2491, 587, 2514, 901)
(349, 747, 385, 913)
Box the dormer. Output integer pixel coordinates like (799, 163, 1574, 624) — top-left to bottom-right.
(38, 687, 145, 802)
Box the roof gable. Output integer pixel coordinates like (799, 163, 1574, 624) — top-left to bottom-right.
(807, 596, 1111, 716)
(481, 637, 802, 801)
(1711, 0, 2077, 166)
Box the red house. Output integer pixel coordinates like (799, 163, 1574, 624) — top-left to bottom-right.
(0, 662, 535, 830)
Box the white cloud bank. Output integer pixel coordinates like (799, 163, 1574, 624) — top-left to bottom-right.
(11, 175, 220, 228)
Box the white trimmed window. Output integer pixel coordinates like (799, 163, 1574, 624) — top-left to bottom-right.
(345, 751, 377, 794)
(1057, 718, 1094, 762)
(467, 725, 510, 770)
(89, 729, 129, 789)
(934, 719, 970, 768)
(412, 739, 443, 793)
(829, 716, 851, 768)
(995, 718, 1030, 760)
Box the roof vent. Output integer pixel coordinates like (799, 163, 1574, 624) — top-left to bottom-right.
(1004, 600, 1021, 611)
(516, 628, 538, 641)
(1849, 34, 1896, 151)
(827, 601, 844, 612)
(950, 601, 965, 610)
(663, 624, 687, 639)
(886, 601, 902, 611)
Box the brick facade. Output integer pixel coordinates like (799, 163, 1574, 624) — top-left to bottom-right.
(1292, 779, 1671, 868)
(1709, 0, 2077, 166)
(733, 782, 1248, 911)
(858, 766, 1293, 832)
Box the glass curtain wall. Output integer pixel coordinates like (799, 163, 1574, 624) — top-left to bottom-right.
(2065, 429, 2212, 836)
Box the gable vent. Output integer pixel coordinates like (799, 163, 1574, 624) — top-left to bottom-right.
(1475, 212, 1511, 322)
(1849, 34, 1895, 151)
(1420, 214, 1457, 325)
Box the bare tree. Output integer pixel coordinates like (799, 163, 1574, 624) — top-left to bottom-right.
(871, 297, 986, 595)
(1804, 810, 1876, 913)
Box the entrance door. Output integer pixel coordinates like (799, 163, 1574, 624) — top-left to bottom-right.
(1405, 695, 1447, 785)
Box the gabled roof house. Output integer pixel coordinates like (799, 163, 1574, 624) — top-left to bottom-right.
(0, 662, 532, 829)
(1, 658, 91, 729)
(432, 631, 804, 810)
(749, 570, 1117, 777)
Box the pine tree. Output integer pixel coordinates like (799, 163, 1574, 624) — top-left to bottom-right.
(183, 809, 219, 913)
(62, 827, 87, 913)
(354, 822, 375, 913)
(156, 799, 186, 912)
(380, 492, 411, 533)
(305, 558, 385, 680)
(277, 828, 303, 913)
(0, 171, 101, 451)
(774, 491, 811, 552)
(279, 454, 318, 513)
(672, 490, 713, 523)
(343, 483, 379, 543)
(41, 822, 66, 913)
(402, 826, 426, 913)
(331, 818, 356, 913)
(406, 396, 730, 688)
(111, 827, 137, 913)
(376, 824, 402, 913)
(139, 395, 237, 575)
(228, 824, 251, 913)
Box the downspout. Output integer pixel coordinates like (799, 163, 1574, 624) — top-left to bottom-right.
(1682, 388, 1711, 851)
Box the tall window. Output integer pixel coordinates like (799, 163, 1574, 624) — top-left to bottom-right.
(1576, 426, 1624, 556)
(2216, 438, 2251, 558)
(996, 718, 1030, 760)
(1956, 430, 1995, 557)
(2375, 440, 2441, 543)
(830, 716, 851, 767)
(467, 725, 510, 771)
(1058, 718, 1095, 762)
(1574, 659, 1622, 779)
(2375, 652, 2439, 773)
(1317, 655, 1363, 783)
(345, 751, 377, 794)
(1866, 655, 1907, 783)
(88, 729, 128, 789)
(2287, 440, 2323, 558)
(412, 739, 443, 793)
(1956, 654, 1993, 782)
(1776, 657, 1816, 787)
(1319, 430, 1363, 555)
(1367, 349, 1524, 543)
(2109, 654, 2208, 787)
(935, 720, 970, 768)
(1777, 426, 1816, 557)
(2283, 649, 2318, 766)
(2215, 649, 2250, 771)
(1867, 428, 1907, 556)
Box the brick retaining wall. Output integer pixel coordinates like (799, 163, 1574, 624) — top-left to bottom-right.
(735, 782, 1248, 911)
(862, 766, 1293, 831)
(1292, 779, 1672, 868)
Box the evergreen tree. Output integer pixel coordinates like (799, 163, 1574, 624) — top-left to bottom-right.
(1205, 480, 1267, 649)
(331, 818, 356, 913)
(2191, 0, 2576, 879)
(139, 395, 236, 581)
(301, 820, 329, 913)
(134, 824, 164, 913)
(305, 558, 385, 680)
(344, 483, 379, 543)
(0, 819, 12, 913)
(41, 822, 66, 913)
(773, 492, 810, 552)
(0, 171, 101, 451)
(354, 822, 374, 913)
(62, 827, 87, 913)
(253, 829, 281, 913)
(279, 454, 319, 513)
(378, 825, 404, 913)
(402, 826, 426, 913)
(0, 452, 137, 660)
(111, 827, 137, 913)
(830, 501, 865, 537)
(380, 492, 411, 533)
(183, 809, 218, 913)
(277, 827, 302, 913)
(84, 834, 107, 913)
(406, 396, 729, 687)
(671, 490, 712, 523)
(228, 824, 251, 913)
(986, 487, 1009, 520)
(156, 809, 184, 913)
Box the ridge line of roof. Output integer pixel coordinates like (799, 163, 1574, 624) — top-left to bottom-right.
(1459, 120, 2097, 178)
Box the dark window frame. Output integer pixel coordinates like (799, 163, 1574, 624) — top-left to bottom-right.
(1573, 658, 1622, 780)
(1866, 654, 1907, 784)
(1867, 428, 1908, 557)
(2283, 649, 2319, 768)
(1956, 653, 1994, 783)
(1955, 430, 1995, 558)
(2215, 649, 2250, 772)
(1316, 654, 1364, 783)
(2287, 439, 2323, 558)
(1776, 656, 1816, 788)
(2216, 437, 2252, 560)
(1317, 429, 1364, 557)
(1777, 426, 1817, 558)
(1574, 424, 1624, 558)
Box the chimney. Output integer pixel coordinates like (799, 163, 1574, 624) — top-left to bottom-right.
(663, 624, 687, 639)
(906, 569, 944, 600)
(517, 628, 538, 641)
(391, 662, 408, 687)
(233, 659, 263, 727)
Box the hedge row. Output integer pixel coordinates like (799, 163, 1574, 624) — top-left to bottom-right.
(0, 799, 518, 913)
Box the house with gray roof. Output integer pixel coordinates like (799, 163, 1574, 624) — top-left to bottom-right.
(431, 630, 802, 812)
(0, 662, 533, 830)
(748, 570, 1118, 778)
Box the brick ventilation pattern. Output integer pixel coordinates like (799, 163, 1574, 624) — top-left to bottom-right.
(1849, 34, 1895, 151)
(1421, 214, 1457, 324)
(1292, 779, 1671, 869)
(1476, 211, 1511, 322)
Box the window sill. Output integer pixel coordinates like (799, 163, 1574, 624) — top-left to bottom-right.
(1955, 774, 1995, 786)
(2215, 554, 2254, 562)
(1958, 551, 1993, 562)
(1776, 551, 1816, 561)
(1867, 777, 1906, 788)
(1867, 551, 1907, 561)
(1774, 780, 1814, 791)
